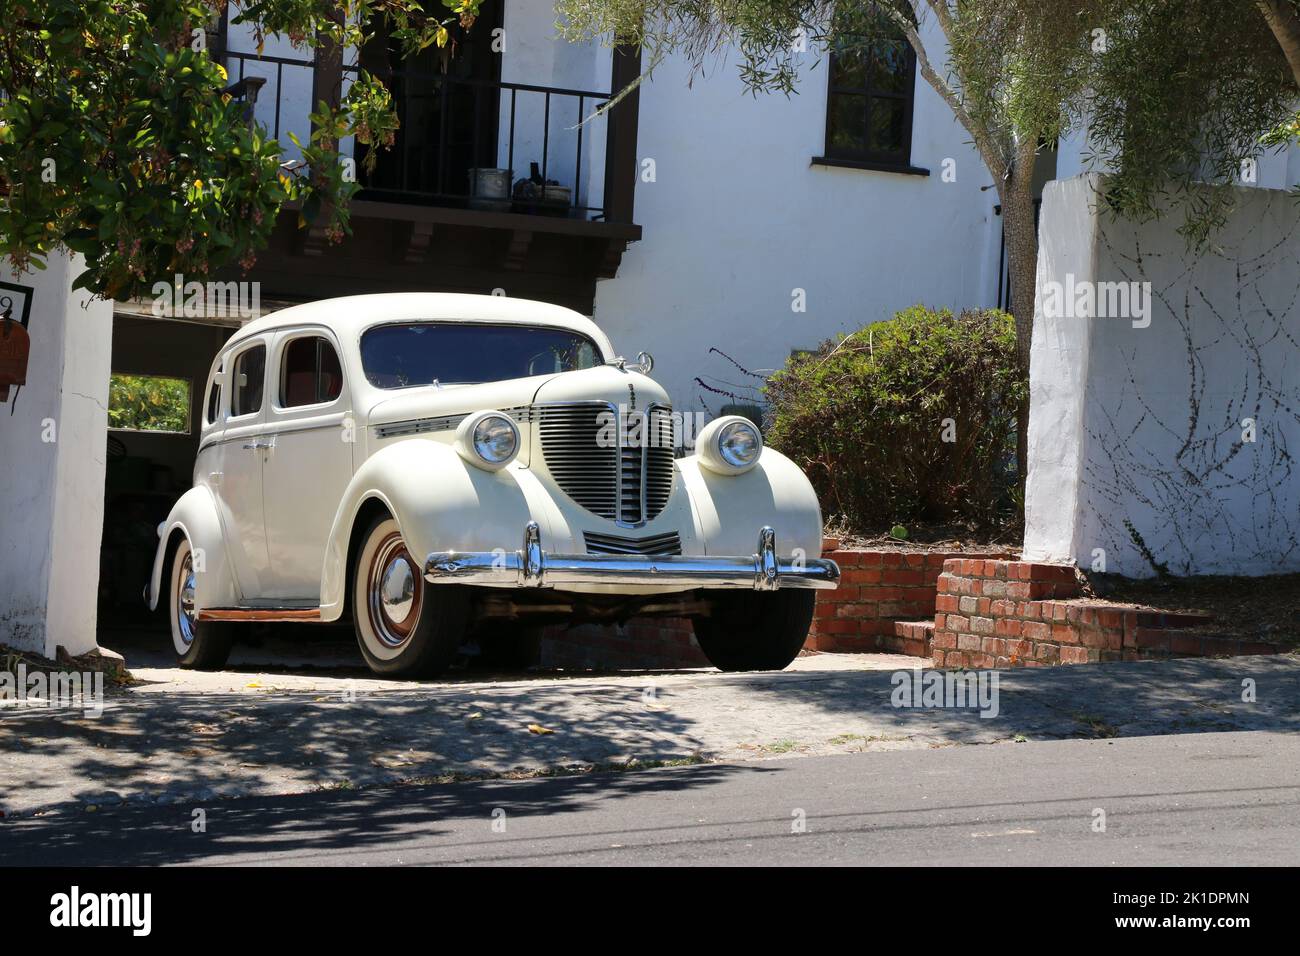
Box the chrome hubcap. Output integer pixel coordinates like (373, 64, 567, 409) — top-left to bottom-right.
(380, 555, 416, 622)
(178, 555, 197, 646)
(368, 533, 422, 649)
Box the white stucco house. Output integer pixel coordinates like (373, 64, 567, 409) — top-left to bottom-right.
(1, 1, 1297, 661)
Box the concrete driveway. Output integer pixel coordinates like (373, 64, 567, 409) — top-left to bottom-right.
(1, 625, 1296, 817)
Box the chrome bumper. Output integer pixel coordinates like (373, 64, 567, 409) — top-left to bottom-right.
(424, 522, 840, 591)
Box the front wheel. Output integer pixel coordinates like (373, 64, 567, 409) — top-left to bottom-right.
(168, 538, 240, 670)
(691, 590, 816, 672)
(353, 515, 469, 677)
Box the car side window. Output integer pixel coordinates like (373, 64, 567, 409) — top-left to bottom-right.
(205, 372, 222, 425)
(280, 335, 344, 408)
(231, 345, 266, 418)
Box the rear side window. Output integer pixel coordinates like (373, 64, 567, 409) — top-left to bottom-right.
(280, 336, 344, 407)
(231, 345, 265, 418)
(205, 375, 222, 424)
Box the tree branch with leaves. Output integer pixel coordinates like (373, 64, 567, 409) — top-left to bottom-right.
(0, 0, 482, 299)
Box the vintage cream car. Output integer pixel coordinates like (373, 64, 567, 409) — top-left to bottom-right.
(146, 293, 839, 676)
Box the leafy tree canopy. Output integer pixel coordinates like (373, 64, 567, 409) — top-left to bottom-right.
(0, 0, 482, 299)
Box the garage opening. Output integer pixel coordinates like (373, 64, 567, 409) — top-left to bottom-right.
(97, 305, 241, 632)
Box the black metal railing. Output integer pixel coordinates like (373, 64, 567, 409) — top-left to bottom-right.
(223, 50, 616, 222)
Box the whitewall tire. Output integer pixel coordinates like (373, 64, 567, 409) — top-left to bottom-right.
(169, 538, 238, 670)
(353, 515, 468, 677)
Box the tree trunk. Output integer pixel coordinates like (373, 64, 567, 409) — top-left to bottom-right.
(1257, 0, 1300, 88)
(999, 138, 1040, 489)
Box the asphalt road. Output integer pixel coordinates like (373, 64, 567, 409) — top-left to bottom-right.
(3, 729, 1297, 866)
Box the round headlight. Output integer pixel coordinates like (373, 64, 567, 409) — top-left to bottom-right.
(456, 411, 520, 471)
(718, 420, 761, 468)
(474, 416, 517, 462)
(696, 415, 763, 475)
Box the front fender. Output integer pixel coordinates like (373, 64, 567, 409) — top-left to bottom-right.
(146, 485, 240, 612)
(679, 448, 824, 560)
(319, 439, 537, 621)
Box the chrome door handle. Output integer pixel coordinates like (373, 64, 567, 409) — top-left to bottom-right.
(243, 441, 261, 450)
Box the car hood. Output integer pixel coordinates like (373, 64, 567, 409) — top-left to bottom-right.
(530, 364, 669, 409)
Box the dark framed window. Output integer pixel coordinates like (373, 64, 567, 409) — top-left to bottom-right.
(280, 336, 344, 407)
(231, 345, 266, 418)
(822, 25, 917, 169)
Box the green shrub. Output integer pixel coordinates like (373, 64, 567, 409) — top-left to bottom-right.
(765, 305, 1027, 533)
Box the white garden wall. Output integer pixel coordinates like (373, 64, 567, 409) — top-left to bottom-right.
(0, 252, 113, 658)
(1024, 173, 1300, 577)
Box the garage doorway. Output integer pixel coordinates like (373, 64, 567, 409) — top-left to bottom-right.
(98, 308, 238, 629)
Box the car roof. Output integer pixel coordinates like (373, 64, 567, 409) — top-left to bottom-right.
(225, 293, 615, 357)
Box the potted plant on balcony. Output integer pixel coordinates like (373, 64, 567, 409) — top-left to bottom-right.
(512, 163, 571, 216)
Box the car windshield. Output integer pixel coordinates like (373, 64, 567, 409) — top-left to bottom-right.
(360, 322, 603, 388)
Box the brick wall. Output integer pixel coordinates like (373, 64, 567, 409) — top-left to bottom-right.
(933, 559, 1283, 667)
(807, 549, 1008, 654)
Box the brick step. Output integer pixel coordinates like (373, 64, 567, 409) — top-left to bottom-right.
(891, 619, 935, 658)
(931, 555, 1279, 667)
(1132, 627, 1282, 659)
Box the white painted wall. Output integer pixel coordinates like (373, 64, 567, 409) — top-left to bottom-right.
(0, 252, 113, 658)
(590, 18, 1000, 413)
(1024, 173, 1300, 577)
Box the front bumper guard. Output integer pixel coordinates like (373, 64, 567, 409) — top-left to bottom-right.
(424, 522, 840, 592)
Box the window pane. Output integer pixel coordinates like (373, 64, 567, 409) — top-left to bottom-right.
(281, 336, 345, 407)
(868, 41, 911, 94)
(828, 93, 868, 154)
(206, 379, 221, 424)
(108, 374, 191, 434)
(319, 339, 343, 403)
(232, 346, 265, 417)
(360, 323, 602, 388)
(281, 337, 319, 407)
(869, 97, 907, 155)
(830, 47, 867, 90)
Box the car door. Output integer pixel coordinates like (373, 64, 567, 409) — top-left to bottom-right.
(209, 337, 273, 601)
(260, 328, 355, 601)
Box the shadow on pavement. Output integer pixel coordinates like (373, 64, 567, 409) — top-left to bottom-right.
(0, 762, 773, 866)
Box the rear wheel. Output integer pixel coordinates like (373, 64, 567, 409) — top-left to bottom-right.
(169, 538, 239, 670)
(692, 590, 816, 672)
(353, 515, 468, 677)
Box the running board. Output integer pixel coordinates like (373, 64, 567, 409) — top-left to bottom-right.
(196, 607, 322, 622)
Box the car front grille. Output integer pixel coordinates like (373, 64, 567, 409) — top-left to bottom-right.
(538, 401, 676, 526)
(583, 530, 683, 556)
